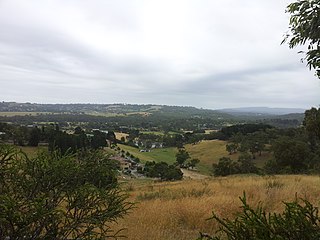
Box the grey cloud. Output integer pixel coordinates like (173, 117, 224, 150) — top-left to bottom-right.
(0, 0, 319, 108)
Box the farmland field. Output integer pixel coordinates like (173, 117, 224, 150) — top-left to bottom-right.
(0, 112, 51, 117)
(117, 144, 177, 164)
(114, 175, 320, 240)
(118, 140, 272, 175)
(86, 111, 151, 117)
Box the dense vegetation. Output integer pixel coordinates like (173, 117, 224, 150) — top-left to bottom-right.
(0, 145, 132, 239)
(199, 193, 320, 240)
(0, 102, 304, 133)
(143, 161, 183, 181)
(213, 107, 320, 176)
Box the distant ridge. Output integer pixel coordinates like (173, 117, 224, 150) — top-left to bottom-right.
(217, 107, 306, 116)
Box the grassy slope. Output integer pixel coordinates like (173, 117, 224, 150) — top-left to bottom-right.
(185, 140, 272, 174)
(185, 140, 235, 174)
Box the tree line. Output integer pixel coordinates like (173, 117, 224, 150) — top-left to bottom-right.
(213, 107, 320, 176)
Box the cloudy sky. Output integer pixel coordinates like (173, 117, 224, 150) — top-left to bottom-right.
(0, 0, 319, 109)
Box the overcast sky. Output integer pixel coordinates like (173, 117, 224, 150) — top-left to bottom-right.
(0, 0, 319, 109)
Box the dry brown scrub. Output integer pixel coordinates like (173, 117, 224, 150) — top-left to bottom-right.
(114, 175, 320, 240)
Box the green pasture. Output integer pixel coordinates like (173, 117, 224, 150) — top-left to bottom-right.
(117, 144, 177, 164)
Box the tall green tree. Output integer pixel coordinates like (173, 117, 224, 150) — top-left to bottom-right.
(212, 157, 239, 177)
(272, 136, 311, 173)
(28, 126, 41, 147)
(188, 158, 200, 169)
(175, 148, 190, 167)
(304, 107, 320, 147)
(90, 130, 107, 149)
(283, 0, 320, 78)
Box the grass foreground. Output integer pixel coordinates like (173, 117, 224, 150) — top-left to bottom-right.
(114, 175, 320, 240)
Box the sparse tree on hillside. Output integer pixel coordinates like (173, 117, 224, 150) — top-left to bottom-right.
(226, 143, 237, 155)
(188, 158, 200, 169)
(143, 161, 183, 180)
(238, 153, 258, 174)
(212, 157, 239, 177)
(175, 148, 190, 167)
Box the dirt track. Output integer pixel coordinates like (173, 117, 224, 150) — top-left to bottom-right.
(181, 169, 209, 180)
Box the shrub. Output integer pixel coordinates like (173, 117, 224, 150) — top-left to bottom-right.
(144, 161, 183, 181)
(198, 193, 320, 240)
(0, 145, 132, 239)
(212, 157, 239, 176)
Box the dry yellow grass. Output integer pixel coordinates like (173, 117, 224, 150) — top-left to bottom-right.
(113, 175, 320, 240)
(185, 140, 272, 174)
(115, 132, 129, 141)
(185, 140, 238, 174)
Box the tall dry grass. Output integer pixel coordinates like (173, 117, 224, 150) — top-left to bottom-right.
(113, 175, 320, 240)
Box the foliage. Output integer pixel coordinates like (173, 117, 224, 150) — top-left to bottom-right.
(238, 153, 258, 174)
(163, 134, 184, 148)
(91, 130, 107, 149)
(303, 107, 320, 148)
(143, 161, 183, 180)
(226, 143, 238, 155)
(272, 136, 311, 173)
(28, 126, 41, 146)
(212, 157, 239, 177)
(221, 124, 273, 139)
(188, 158, 200, 169)
(199, 193, 320, 240)
(283, 0, 320, 78)
(48, 129, 108, 153)
(0, 145, 132, 239)
(176, 148, 191, 167)
(213, 153, 259, 177)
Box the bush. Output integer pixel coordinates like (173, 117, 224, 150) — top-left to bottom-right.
(212, 157, 239, 176)
(144, 161, 183, 181)
(198, 193, 320, 240)
(238, 153, 258, 174)
(0, 145, 132, 239)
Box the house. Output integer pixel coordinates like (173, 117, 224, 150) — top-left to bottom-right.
(139, 149, 151, 152)
(110, 156, 132, 170)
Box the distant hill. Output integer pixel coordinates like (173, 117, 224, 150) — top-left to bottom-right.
(0, 101, 232, 119)
(217, 107, 306, 116)
(0, 102, 306, 129)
